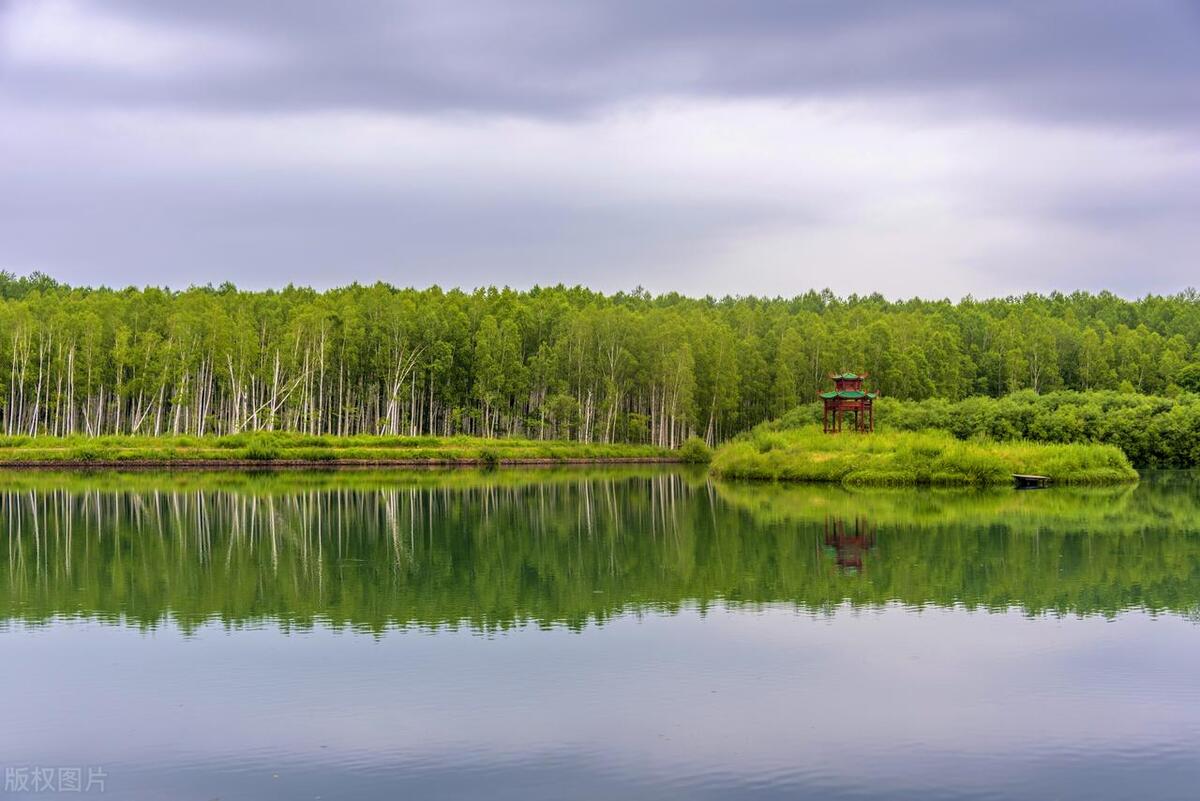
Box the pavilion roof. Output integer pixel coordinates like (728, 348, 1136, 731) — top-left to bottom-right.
(820, 390, 876, 399)
(832, 372, 863, 380)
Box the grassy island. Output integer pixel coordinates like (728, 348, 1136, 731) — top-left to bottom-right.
(0, 432, 674, 467)
(709, 426, 1137, 486)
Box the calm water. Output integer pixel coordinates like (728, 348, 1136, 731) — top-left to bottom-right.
(2, 468, 1199, 800)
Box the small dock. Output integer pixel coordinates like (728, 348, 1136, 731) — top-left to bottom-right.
(1012, 474, 1051, 489)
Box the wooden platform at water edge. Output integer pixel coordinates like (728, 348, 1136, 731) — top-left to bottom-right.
(1013, 474, 1051, 489)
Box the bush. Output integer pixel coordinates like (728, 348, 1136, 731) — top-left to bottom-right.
(242, 437, 280, 461)
(68, 445, 105, 463)
(677, 436, 713, 464)
(214, 433, 250, 449)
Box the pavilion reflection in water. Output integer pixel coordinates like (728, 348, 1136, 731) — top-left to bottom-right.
(823, 516, 876, 573)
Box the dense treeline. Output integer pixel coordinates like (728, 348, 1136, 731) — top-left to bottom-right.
(2, 271, 1198, 445)
(780, 390, 1200, 467)
(3, 472, 1198, 630)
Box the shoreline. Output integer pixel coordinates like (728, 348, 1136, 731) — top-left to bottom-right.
(0, 456, 684, 470)
(0, 433, 686, 470)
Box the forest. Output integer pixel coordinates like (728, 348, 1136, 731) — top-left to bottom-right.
(1, 271, 1198, 446)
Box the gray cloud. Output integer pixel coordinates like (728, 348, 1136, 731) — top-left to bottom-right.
(4, 0, 1199, 126)
(1, 0, 1199, 297)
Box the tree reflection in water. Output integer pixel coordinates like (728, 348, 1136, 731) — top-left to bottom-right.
(1, 468, 1198, 630)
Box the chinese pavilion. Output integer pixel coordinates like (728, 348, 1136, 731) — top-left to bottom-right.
(820, 372, 875, 433)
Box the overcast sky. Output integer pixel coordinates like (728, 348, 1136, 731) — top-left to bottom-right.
(2, 1, 1198, 298)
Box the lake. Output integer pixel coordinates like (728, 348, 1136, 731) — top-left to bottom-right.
(2, 468, 1199, 800)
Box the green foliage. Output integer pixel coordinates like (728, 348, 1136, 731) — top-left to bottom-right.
(0, 279, 1196, 450)
(479, 447, 501, 468)
(0, 432, 673, 464)
(677, 436, 713, 463)
(1177, 363, 1200, 394)
(67, 444, 106, 463)
(776, 390, 1200, 467)
(710, 426, 1137, 486)
(241, 436, 281, 461)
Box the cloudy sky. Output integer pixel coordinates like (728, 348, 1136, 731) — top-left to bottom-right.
(2, 1, 1198, 298)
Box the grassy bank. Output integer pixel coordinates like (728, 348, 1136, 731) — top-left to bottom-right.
(775, 390, 1200, 468)
(0, 432, 675, 467)
(709, 426, 1137, 486)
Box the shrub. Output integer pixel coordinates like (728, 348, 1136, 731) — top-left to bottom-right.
(242, 437, 280, 461)
(68, 445, 105, 463)
(214, 434, 250, 449)
(677, 437, 713, 464)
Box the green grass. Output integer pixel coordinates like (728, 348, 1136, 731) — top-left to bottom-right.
(709, 425, 1137, 486)
(0, 432, 674, 466)
(772, 390, 1200, 469)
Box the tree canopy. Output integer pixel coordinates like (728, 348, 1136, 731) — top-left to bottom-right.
(0, 273, 1196, 444)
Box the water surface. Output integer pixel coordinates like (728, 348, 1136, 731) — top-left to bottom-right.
(3, 468, 1199, 800)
